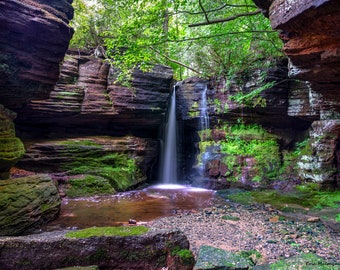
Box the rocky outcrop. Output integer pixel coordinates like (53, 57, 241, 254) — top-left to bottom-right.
(176, 62, 313, 188)
(0, 105, 25, 179)
(0, 228, 193, 270)
(0, 0, 74, 108)
(17, 136, 159, 192)
(16, 51, 173, 138)
(253, 0, 340, 186)
(0, 0, 74, 179)
(0, 174, 60, 236)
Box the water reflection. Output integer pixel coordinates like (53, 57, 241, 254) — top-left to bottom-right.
(45, 185, 215, 230)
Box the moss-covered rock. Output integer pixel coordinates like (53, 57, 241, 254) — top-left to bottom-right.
(0, 105, 25, 179)
(0, 174, 61, 236)
(0, 228, 191, 270)
(17, 136, 158, 193)
(66, 175, 115, 197)
(194, 245, 251, 270)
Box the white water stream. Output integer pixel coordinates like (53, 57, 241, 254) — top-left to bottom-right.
(160, 87, 177, 183)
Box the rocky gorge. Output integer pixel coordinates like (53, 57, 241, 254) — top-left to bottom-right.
(0, 0, 339, 269)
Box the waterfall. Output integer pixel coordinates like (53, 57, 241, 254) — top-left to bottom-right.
(198, 83, 210, 177)
(200, 83, 210, 132)
(160, 87, 177, 183)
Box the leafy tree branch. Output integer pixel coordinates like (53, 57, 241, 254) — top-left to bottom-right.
(189, 10, 262, 27)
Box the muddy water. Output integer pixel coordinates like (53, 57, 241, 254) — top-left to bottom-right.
(45, 184, 215, 230)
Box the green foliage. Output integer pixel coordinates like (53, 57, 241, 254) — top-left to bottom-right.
(230, 81, 275, 108)
(65, 226, 149, 238)
(220, 124, 280, 181)
(70, 0, 283, 82)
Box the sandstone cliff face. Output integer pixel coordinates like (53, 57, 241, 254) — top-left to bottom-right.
(0, 0, 74, 235)
(16, 50, 173, 138)
(253, 0, 340, 186)
(0, 0, 74, 179)
(0, 0, 74, 108)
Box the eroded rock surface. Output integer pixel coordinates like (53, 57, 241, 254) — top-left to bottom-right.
(0, 174, 60, 236)
(17, 136, 159, 192)
(0, 0, 74, 108)
(16, 51, 173, 138)
(253, 0, 340, 186)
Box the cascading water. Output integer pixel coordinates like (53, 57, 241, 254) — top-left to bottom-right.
(200, 83, 210, 135)
(160, 87, 177, 183)
(198, 83, 210, 177)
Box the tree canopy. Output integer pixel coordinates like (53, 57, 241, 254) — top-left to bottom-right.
(70, 0, 283, 82)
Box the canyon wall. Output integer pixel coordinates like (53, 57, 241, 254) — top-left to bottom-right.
(254, 0, 340, 187)
(0, 0, 74, 234)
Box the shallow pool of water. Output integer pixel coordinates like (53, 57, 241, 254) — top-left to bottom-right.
(45, 184, 215, 230)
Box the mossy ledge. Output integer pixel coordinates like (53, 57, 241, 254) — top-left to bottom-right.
(0, 228, 191, 269)
(65, 226, 149, 238)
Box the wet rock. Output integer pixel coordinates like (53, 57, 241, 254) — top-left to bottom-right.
(0, 174, 60, 236)
(0, 228, 192, 270)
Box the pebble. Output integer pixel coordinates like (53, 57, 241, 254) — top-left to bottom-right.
(149, 200, 340, 264)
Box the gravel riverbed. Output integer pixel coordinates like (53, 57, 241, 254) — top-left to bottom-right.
(149, 199, 340, 265)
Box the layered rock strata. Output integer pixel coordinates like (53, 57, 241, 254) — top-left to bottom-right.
(0, 228, 192, 270)
(0, 105, 25, 179)
(253, 0, 340, 186)
(17, 136, 159, 191)
(0, 174, 60, 236)
(0, 0, 74, 108)
(16, 51, 173, 138)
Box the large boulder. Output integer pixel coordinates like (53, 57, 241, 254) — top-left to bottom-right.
(0, 228, 193, 270)
(0, 174, 61, 236)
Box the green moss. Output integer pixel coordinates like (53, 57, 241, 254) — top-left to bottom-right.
(59, 140, 140, 191)
(57, 140, 101, 147)
(171, 247, 195, 266)
(221, 215, 240, 221)
(238, 250, 262, 266)
(335, 214, 340, 222)
(226, 188, 340, 211)
(269, 253, 337, 269)
(219, 124, 281, 181)
(65, 226, 149, 238)
(67, 175, 115, 197)
(0, 137, 25, 160)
